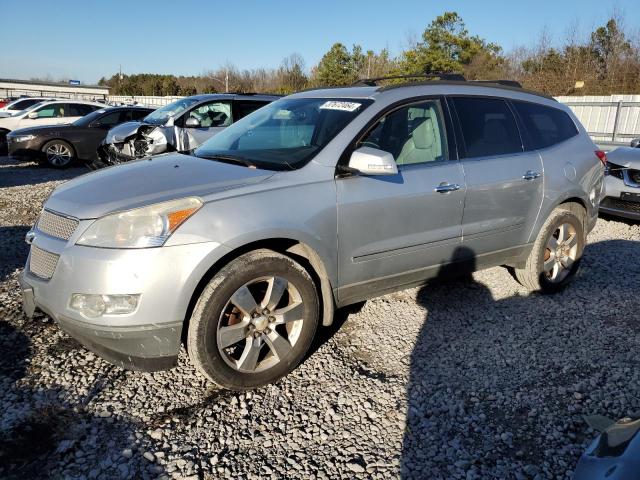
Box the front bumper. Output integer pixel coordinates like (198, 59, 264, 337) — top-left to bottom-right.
(600, 174, 640, 221)
(19, 228, 229, 372)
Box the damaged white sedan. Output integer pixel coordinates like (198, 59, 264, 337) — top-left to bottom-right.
(94, 93, 279, 168)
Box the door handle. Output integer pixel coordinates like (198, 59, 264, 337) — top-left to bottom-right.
(434, 182, 461, 193)
(522, 170, 541, 181)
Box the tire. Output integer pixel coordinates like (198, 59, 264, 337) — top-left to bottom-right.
(41, 140, 76, 168)
(514, 204, 585, 294)
(187, 249, 319, 390)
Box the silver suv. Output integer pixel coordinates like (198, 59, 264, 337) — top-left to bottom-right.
(20, 76, 605, 389)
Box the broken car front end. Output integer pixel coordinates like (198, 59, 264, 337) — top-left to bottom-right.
(94, 121, 173, 169)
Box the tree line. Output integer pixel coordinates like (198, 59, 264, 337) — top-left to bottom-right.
(97, 12, 640, 97)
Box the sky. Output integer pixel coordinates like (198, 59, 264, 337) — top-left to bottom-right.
(1, 0, 637, 84)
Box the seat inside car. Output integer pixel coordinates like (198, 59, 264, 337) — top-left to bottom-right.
(396, 113, 442, 165)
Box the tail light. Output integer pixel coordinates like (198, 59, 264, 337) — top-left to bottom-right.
(595, 150, 607, 167)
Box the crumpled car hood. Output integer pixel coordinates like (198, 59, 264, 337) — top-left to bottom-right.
(104, 121, 153, 143)
(45, 153, 275, 219)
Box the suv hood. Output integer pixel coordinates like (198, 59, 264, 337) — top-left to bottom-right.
(46, 153, 275, 219)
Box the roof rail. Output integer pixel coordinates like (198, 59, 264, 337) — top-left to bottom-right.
(352, 72, 466, 87)
(471, 79, 522, 88)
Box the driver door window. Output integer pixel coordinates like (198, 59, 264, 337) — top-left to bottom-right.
(359, 100, 449, 166)
(34, 104, 64, 118)
(186, 102, 232, 128)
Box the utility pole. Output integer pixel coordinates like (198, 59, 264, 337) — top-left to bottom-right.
(225, 68, 229, 93)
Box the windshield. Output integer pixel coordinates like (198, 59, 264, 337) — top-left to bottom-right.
(194, 97, 371, 170)
(73, 108, 110, 127)
(143, 97, 200, 125)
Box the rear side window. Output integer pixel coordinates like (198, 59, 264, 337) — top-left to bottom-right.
(512, 101, 578, 150)
(131, 109, 151, 121)
(234, 101, 269, 120)
(451, 97, 523, 158)
(66, 104, 96, 117)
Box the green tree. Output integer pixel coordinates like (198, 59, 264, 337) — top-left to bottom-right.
(399, 12, 502, 75)
(314, 43, 361, 86)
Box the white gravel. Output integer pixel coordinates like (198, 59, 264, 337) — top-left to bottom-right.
(1, 157, 639, 479)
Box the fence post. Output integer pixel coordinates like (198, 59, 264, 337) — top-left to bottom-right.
(611, 100, 623, 142)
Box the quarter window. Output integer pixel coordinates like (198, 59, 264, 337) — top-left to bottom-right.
(359, 99, 449, 166)
(452, 97, 523, 158)
(512, 101, 578, 150)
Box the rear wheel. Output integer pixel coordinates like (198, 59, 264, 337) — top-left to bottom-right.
(187, 249, 319, 390)
(41, 140, 75, 168)
(514, 205, 585, 293)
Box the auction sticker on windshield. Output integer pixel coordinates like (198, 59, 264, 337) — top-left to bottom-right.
(319, 101, 361, 112)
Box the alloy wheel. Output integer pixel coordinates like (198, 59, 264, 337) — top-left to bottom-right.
(46, 143, 72, 166)
(216, 276, 305, 373)
(543, 222, 578, 283)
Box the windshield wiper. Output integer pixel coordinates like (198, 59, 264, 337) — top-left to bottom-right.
(197, 154, 258, 169)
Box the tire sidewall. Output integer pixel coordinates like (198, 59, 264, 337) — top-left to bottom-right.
(536, 210, 585, 293)
(41, 140, 75, 168)
(188, 251, 319, 390)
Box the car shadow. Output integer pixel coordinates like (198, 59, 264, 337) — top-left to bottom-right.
(0, 226, 30, 281)
(0, 157, 88, 189)
(400, 240, 640, 478)
(0, 285, 166, 479)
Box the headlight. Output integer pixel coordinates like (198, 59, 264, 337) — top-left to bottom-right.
(9, 134, 35, 143)
(76, 197, 202, 248)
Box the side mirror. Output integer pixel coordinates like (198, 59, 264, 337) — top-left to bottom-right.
(348, 146, 398, 175)
(27, 111, 39, 119)
(185, 117, 200, 128)
(631, 138, 640, 148)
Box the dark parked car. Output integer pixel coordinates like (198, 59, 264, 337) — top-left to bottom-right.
(7, 106, 153, 168)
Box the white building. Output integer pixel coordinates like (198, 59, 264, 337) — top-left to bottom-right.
(0, 78, 109, 101)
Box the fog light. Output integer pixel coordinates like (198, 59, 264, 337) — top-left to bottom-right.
(70, 294, 140, 318)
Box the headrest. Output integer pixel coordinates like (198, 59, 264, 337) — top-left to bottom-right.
(413, 117, 435, 149)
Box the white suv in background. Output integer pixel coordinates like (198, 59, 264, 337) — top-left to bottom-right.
(0, 97, 56, 118)
(0, 100, 104, 153)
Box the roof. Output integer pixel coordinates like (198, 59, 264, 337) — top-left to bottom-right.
(186, 93, 282, 102)
(290, 81, 554, 102)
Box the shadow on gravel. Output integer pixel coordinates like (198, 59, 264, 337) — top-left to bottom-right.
(401, 240, 640, 479)
(0, 316, 165, 479)
(0, 158, 86, 189)
(0, 226, 29, 281)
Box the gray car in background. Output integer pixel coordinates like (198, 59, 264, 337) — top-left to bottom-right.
(19, 76, 604, 389)
(95, 93, 279, 167)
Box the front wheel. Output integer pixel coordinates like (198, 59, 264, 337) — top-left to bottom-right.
(514, 205, 585, 293)
(41, 140, 75, 168)
(187, 249, 319, 390)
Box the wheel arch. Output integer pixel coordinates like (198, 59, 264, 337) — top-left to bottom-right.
(181, 237, 336, 346)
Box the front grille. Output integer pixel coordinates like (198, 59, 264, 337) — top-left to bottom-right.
(601, 197, 640, 214)
(37, 210, 78, 240)
(29, 245, 59, 279)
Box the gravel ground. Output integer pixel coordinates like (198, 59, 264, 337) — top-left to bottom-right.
(1, 156, 639, 480)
